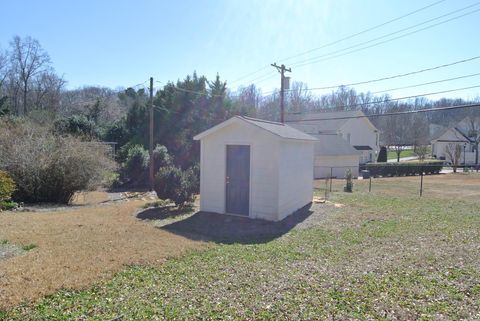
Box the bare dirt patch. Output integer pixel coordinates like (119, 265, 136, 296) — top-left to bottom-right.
(0, 199, 206, 309)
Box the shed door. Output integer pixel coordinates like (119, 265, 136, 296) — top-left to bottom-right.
(226, 145, 250, 216)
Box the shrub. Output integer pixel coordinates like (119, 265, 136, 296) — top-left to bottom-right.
(0, 200, 18, 211)
(154, 166, 196, 207)
(377, 146, 387, 162)
(121, 145, 149, 187)
(362, 161, 444, 178)
(344, 169, 353, 192)
(153, 144, 173, 172)
(0, 118, 116, 204)
(0, 171, 15, 202)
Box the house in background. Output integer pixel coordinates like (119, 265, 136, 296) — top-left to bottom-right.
(431, 117, 479, 165)
(313, 134, 360, 178)
(286, 110, 380, 165)
(194, 116, 316, 222)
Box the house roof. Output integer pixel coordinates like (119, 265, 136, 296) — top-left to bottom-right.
(285, 110, 378, 133)
(193, 116, 318, 141)
(312, 134, 360, 156)
(431, 127, 470, 143)
(353, 145, 373, 151)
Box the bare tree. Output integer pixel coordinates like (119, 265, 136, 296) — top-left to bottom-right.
(286, 81, 312, 113)
(9, 36, 51, 115)
(445, 143, 462, 173)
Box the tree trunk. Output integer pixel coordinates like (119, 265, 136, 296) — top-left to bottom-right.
(23, 81, 28, 115)
(396, 149, 401, 162)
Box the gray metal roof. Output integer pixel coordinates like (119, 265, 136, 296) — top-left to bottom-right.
(239, 116, 318, 141)
(311, 134, 360, 156)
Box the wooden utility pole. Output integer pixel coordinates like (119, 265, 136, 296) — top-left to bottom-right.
(271, 63, 291, 123)
(149, 77, 154, 191)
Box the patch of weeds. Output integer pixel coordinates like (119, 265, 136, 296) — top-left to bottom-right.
(0, 200, 18, 211)
(21, 243, 37, 251)
(142, 199, 170, 209)
(1, 239, 9, 245)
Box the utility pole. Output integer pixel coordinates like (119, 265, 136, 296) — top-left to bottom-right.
(149, 77, 154, 191)
(271, 63, 291, 123)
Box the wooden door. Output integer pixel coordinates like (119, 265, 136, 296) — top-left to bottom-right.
(226, 145, 250, 216)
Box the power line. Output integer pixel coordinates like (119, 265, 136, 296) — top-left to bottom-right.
(228, 0, 446, 85)
(370, 72, 480, 95)
(292, 5, 480, 68)
(285, 103, 480, 123)
(263, 55, 480, 95)
(285, 85, 480, 117)
(282, 0, 448, 63)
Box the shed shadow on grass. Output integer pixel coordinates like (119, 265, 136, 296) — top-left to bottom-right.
(158, 203, 313, 244)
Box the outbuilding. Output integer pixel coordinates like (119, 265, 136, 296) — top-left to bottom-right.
(313, 134, 360, 179)
(194, 116, 316, 222)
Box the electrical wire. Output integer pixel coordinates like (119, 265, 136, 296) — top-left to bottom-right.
(285, 85, 480, 118)
(263, 55, 480, 95)
(228, 0, 446, 85)
(292, 5, 480, 68)
(285, 103, 480, 122)
(370, 72, 480, 95)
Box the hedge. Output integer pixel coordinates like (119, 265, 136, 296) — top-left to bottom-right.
(361, 161, 444, 177)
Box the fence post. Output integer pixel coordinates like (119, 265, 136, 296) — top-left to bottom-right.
(369, 176, 372, 192)
(420, 166, 424, 197)
(325, 178, 328, 201)
(329, 167, 333, 192)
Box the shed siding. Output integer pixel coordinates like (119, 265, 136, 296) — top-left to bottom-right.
(199, 122, 280, 221)
(277, 140, 314, 221)
(314, 155, 360, 178)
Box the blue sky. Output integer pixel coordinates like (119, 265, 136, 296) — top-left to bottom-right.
(1, 0, 479, 101)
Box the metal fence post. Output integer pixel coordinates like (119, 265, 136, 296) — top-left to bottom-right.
(420, 166, 424, 197)
(330, 167, 333, 192)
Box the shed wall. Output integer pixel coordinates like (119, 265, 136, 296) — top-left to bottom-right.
(199, 123, 280, 221)
(277, 140, 314, 221)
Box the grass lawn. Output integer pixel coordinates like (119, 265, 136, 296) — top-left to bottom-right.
(387, 148, 415, 160)
(2, 174, 480, 320)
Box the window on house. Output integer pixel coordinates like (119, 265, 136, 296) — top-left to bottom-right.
(376, 133, 379, 146)
(347, 133, 351, 143)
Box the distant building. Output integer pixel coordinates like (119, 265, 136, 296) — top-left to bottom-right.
(286, 110, 380, 164)
(431, 117, 479, 165)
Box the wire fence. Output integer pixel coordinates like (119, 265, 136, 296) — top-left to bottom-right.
(315, 164, 479, 200)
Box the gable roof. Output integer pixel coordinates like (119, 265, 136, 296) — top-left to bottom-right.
(285, 110, 378, 133)
(312, 134, 360, 156)
(193, 116, 317, 141)
(431, 127, 470, 143)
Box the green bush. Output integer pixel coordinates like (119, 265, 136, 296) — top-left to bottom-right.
(344, 169, 353, 192)
(362, 161, 444, 178)
(154, 166, 196, 207)
(0, 119, 116, 204)
(153, 144, 173, 172)
(0, 170, 15, 202)
(123, 145, 149, 186)
(377, 146, 387, 162)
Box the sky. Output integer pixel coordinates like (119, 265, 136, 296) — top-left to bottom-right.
(1, 0, 479, 101)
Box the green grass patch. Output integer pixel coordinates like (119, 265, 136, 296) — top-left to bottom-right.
(3, 179, 480, 320)
(387, 148, 415, 160)
(21, 243, 37, 251)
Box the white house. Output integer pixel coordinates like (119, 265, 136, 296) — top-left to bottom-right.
(312, 134, 360, 178)
(431, 117, 479, 165)
(286, 110, 380, 164)
(193, 116, 316, 222)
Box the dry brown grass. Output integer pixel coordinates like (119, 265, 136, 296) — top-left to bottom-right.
(0, 199, 206, 309)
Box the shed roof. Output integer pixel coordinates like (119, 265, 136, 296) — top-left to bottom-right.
(193, 116, 317, 141)
(285, 110, 378, 133)
(312, 134, 360, 156)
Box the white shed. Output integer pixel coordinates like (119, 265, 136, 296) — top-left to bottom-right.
(313, 134, 360, 178)
(194, 116, 316, 222)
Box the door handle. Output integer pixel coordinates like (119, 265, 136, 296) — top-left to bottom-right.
(226, 176, 229, 184)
